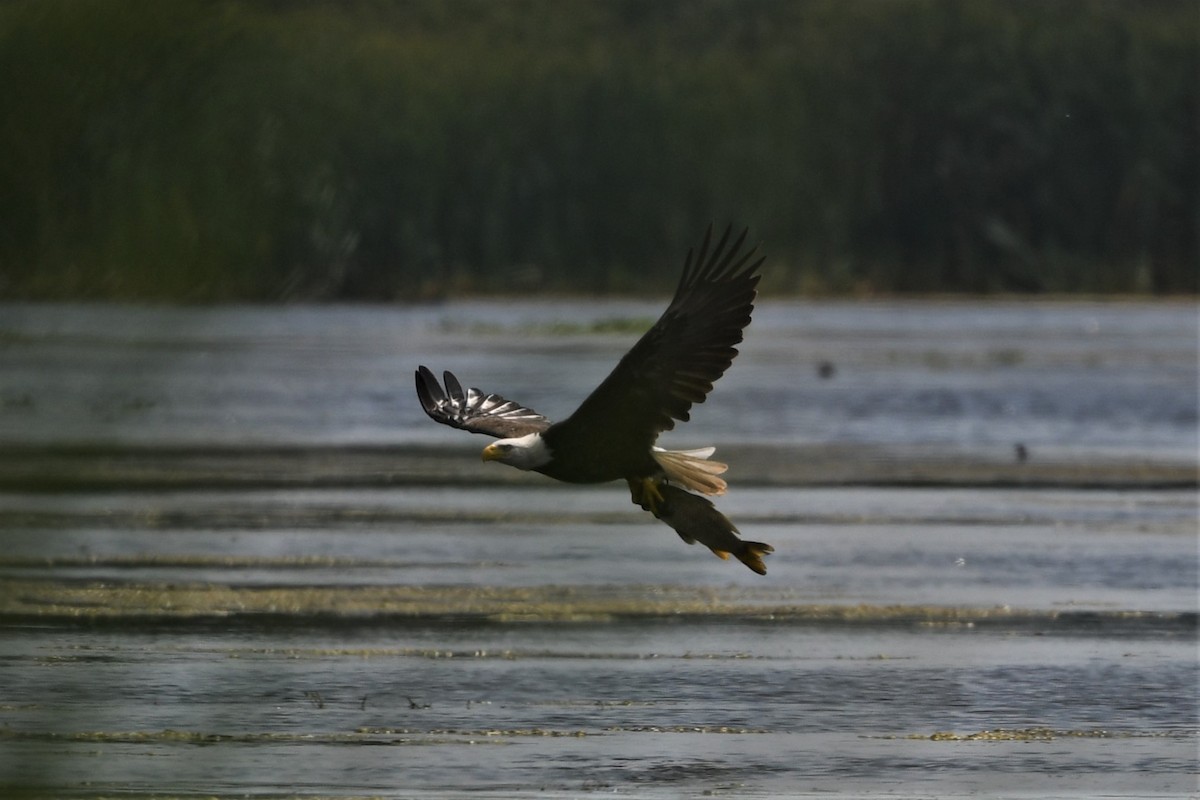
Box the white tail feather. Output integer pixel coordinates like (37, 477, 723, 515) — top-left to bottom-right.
(652, 446, 728, 496)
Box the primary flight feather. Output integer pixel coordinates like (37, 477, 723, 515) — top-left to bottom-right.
(415, 224, 772, 574)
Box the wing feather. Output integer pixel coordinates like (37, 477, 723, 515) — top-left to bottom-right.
(545, 224, 762, 457)
(415, 366, 552, 438)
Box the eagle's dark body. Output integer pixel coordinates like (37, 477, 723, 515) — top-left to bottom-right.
(415, 225, 772, 574)
(534, 433, 657, 485)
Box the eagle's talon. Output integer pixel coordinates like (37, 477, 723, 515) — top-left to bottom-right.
(629, 476, 666, 515)
(641, 478, 665, 516)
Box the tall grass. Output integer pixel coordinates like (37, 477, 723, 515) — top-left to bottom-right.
(0, 0, 1194, 300)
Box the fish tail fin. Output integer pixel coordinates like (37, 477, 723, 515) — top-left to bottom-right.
(651, 446, 728, 496)
(634, 481, 773, 575)
(730, 540, 775, 576)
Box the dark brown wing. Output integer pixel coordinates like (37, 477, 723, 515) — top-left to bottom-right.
(544, 225, 762, 458)
(415, 366, 552, 438)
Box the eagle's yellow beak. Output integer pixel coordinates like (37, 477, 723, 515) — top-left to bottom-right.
(481, 443, 504, 462)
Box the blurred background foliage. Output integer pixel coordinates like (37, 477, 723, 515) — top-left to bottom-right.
(0, 0, 1194, 301)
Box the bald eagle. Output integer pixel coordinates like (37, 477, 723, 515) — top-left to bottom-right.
(415, 225, 772, 574)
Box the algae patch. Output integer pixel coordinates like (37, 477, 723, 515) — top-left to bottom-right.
(889, 727, 1187, 742)
(1, 579, 1192, 632)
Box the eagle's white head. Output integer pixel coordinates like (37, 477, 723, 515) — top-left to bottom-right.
(481, 432, 551, 471)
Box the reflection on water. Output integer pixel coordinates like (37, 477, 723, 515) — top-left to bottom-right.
(0, 301, 1196, 798)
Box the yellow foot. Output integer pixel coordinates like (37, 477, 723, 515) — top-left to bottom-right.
(629, 476, 666, 516)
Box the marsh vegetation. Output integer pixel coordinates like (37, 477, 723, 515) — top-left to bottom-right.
(1, 1, 1195, 300)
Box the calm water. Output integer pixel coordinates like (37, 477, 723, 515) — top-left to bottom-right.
(0, 299, 1196, 457)
(0, 300, 1196, 799)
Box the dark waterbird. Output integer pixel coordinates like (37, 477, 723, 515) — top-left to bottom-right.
(416, 225, 773, 574)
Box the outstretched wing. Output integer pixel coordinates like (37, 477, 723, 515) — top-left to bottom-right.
(545, 224, 762, 456)
(415, 366, 552, 438)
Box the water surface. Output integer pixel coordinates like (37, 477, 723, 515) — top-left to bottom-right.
(0, 300, 1195, 798)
